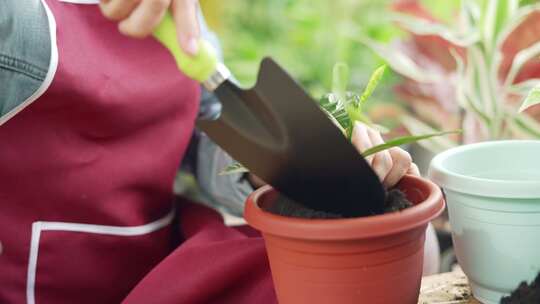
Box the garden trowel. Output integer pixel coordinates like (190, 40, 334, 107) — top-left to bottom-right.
(154, 14, 385, 217)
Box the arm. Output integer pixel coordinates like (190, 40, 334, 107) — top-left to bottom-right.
(0, 0, 51, 119)
(194, 127, 254, 216)
(179, 87, 254, 217)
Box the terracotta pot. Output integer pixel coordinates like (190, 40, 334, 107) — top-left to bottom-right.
(245, 175, 445, 304)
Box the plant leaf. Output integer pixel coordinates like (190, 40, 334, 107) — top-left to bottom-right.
(318, 93, 350, 130)
(360, 65, 386, 105)
(504, 40, 540, 88)
(511, 113, 540, 138)
(495, 3, 540, 57)
(451, 49, 492, 125)
(509, 78, 540, 95)
(519, 85, 540, 112)
(481, 0, 517, 50)
(320, 62, 386, 139)
(219, 163, 249, 175)
(469, 45, 500, 118)
(361, 130, 462, 157)
(343, 65, 385, 140)
(319, 104, 348, 136)
(418, 0, 462, 23)
(345, 104, 374, 139)
(389, 12, 480, 46)
(355, 35, 440, 83)
(462, 0, 481, 25)
(502, 103, 540, 138)
(332, 62, 349, 101)
(401, 115, 458, 152)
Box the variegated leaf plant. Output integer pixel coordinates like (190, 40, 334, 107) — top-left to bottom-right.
(221, 63, 457, 175)
(359, 0, 540, 152)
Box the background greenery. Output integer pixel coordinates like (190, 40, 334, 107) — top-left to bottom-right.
(201, 1, 398, 94)
(199, 0, 539, 132)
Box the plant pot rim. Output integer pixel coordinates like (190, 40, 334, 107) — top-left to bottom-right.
(429, 140, 540, 198)
(244, 175, 444, 241)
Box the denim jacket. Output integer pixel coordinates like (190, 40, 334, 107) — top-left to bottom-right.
(0, 0, 252, 216)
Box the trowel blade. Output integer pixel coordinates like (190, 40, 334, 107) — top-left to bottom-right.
(197, 58, 385, 217)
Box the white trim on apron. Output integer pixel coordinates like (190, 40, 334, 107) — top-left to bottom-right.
(0, 0, 59, 127)
(26, 209, 175, 304)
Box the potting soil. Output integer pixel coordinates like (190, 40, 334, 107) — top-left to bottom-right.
(383, 188, 413, 213)
(500, 272, 540, 304)
(264, 188, 413, 219)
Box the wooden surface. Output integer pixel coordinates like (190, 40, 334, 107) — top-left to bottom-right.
(418, 270, 481, 304)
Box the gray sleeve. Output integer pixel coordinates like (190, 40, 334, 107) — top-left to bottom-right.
(0, 0, 51, 116)
(186, 9, 254, 216)
(195, 132, 254, 216)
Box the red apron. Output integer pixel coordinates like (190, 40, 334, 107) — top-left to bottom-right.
(0, 1, 275, 303)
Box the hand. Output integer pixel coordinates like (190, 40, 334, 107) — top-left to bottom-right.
(351, 122, 420, 188)
(247, 173, 266, 189)
(99, 0, 200, 55)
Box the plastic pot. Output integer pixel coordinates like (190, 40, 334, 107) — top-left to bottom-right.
(429, 140, 540, 304)
(245, 175, 444, 304)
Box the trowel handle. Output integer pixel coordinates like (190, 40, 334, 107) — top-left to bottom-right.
(153, 12, 218, 83)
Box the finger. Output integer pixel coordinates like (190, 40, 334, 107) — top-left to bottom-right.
(383, 147, 413, 188)
(172, 0, 200, 56)
(366, 127, 393, 183)
(407, 163, 421, 177)
(99, 0, 141, 21)
(248, 174, 266, 189)
(351, 122, 375, 164)
(118, 0, 171, 38)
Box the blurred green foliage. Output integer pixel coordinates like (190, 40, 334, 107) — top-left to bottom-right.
(211, 0, 401, 98)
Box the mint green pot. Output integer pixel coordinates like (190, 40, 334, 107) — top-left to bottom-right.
(429, 140, 540, 304)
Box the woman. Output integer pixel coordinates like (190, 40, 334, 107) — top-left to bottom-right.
(0, 0, 437, 303)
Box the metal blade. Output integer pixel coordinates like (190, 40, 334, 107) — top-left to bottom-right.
(197, 58, 385, 217)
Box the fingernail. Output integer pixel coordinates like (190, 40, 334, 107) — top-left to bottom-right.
(184, 37, 199, 56)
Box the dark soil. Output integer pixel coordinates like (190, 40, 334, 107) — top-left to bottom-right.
(383, 189, 413, 213)
(500, 272, 540, 304)
(264, 188, 413, 219)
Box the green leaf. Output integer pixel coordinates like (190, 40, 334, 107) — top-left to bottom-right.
(420, 0, 462, 23)
(360, 65, 385, 105)
(511, 113, 540, 138)
(319, 62, 384, 139)
(521, 0, 540, 5)
(401, 115, 459, 152)
(519, 85, 540, 112)
(345, 104, 374, 140)
(451, 49, 492, 125)
(462, 0, 482, 25)
(355, 35, 440, 83)
(468, 45, 499, 119)
(361, 130, 462, 157)
(219, 163, 249, 175)
(319, 104, 348, 136)
(332, 62, 349, 101)
(318, 93, 350, 130)
(481, 0, 516, 50)
(346, 104, 372, 125)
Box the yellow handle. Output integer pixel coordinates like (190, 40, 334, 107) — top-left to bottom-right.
(153, 12, 218, 82)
